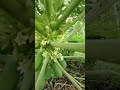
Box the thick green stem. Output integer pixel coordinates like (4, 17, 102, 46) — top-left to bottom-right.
(35, 12, 43, 23)
(63, 56, 84, 59)
(61, 11, 85, 33)
(63, 24, 83, 42)
(51, 0, 80, 30)
(35, 55, 49, 90)
(35, 20, 47, 36)
(45, 0, 54, 20)
(55, 60, 83, 90)
(50, 41, 85, 53)
(74, 78, 85, 88)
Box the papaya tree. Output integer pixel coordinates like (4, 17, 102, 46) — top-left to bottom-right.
(35, 0, 85, 90)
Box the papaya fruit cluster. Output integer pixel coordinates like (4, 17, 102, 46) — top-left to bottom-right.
(35, 48, 67, 88)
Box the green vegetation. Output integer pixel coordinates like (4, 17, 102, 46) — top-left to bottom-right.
(35, 0, 85, 90)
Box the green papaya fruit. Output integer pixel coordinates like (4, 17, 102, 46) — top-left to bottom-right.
(45, 65, 51, 80)
(51, 62, 63, 77)
(59, 59, 67, 69)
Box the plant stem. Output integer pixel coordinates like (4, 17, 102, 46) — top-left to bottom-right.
(51, 0, 80, 30)
(63, 56, 84, 59)
(74, 78, 85, 88)
(45, 0, 54, 20)
(35, 55, 49, 90)
(55, 60, 83, 90)
(63, 22, 84, 42)
(61, 11, 85, 33)
(35, 20, 47, 36)
(50, 41, 85, 53)
(35, 12, 43, 23)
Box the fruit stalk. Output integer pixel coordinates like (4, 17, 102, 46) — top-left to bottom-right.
(51, 0, 80, 30)
(35, 55, 49, 90)
(55, 60, 82, 90)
